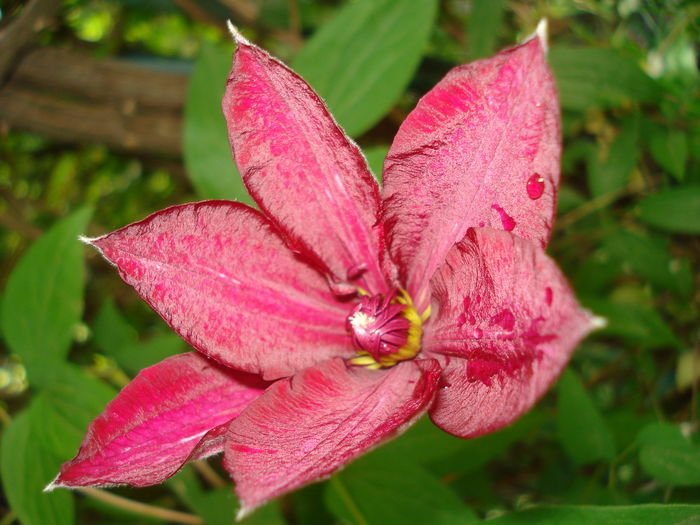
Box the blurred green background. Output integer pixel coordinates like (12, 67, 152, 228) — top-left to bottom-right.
(0, 0, 699, 523)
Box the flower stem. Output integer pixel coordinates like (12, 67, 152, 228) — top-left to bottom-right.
(192, 460, 227, 489)
(78, 488, 204, 525)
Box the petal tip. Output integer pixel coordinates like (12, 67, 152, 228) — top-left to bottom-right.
(78, 234, 96, 246)
(227, 20, 252, 47)
(588, 312, 608, 331)
(43, 475, 65, 493)
(536, 18, 549, 51)
(235, 503, 257, 522)
(522, 18, 549, 54)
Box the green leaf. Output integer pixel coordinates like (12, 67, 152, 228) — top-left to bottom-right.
(184, 42, 251, 202)
(170, 468, 284, 525)
(557, 369, 616, 465)
(429, 409, 547, 475)
(325, 454, 477, 525)
(93, 299, 182, 373)
(92, 299, 137, 358)
(587, 116, 639, 197)
(483, 504, 700, 524)
(549, 47, 661, 111)
(293, 0, 438, 137)
(30, 364, 116, 460)
(2, 412, 75, 525)
(467, 0, 506, 59)
(600, 228, 691, 295)
(650, 127, 688, 181)
(638, 423, 700, 486)
(363, 145, 389, 183)
(293, 483, 336, 525)
(585, 299, 679, 349)
(638, 186, 700, 234)
(1, 208, 92, 387)
(378, 415, 473, 466)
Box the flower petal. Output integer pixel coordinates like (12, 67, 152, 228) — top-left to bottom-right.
(87, 201, 353, 380)
(424, 228, 594, 438)
(224, 357, 441, 516)
(223, 32, 389, 295)
(50, 352, 268, 488)
(382, 31, 559, 311)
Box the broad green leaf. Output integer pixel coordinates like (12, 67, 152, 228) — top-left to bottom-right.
(428, 409, 547, 475)
(557, 184, 587, 214)
(585, 299, 679, 349)
(587, 116, 639, 197)
(549, 47, 661, 111)
(378, 415, 473, 466)
(184, 42, 251, 202)
(600, 228, 691, 295)
(133, 334, 184, 370)
(650, 127, 688, 181)
(1, 208, 92, 387)
(605, 409, 657, 452)
(170, 467, 284, 525)
(363, 144, 389, 183)
(93, 299, 182, 373)
(293, 483, 336, 525)
(557, 369, 616, 465)
(92, 299, 137, 358)
(325, 454, 477, 525)
(293, 0, 438, 137)
(467, 0, 506, 59)
(638, 423, 700, 486)
(378, 410, 544, 474)
(2, 412, 75, 525)
(484, 504, 700, 524)
(638, 186, 700, 234)
(30, 364, 116, 460)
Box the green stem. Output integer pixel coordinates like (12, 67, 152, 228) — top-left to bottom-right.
(79, 488, 204, 525)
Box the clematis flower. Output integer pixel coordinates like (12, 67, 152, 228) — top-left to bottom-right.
(48, 21, 598, 517)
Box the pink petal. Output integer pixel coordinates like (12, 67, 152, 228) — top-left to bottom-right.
(224, 357, 441, 516)
(382, 31, 560, 311)
(424, 228, 593, 438)
(50, 352, 268, 488)
(87, 201, 354, 380)
(223, 33, 389, 296)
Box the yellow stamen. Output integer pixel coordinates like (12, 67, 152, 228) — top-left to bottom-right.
(351, 289, 430, 370)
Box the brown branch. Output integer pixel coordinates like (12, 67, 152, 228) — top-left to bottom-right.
(0, 83, 182, 156)
(217, 0, 259, 25)
(12, 47, 188, 110)
(174, 0, 226, 30)
(0, 0, 62, 83)
(0, 47, 187, 156)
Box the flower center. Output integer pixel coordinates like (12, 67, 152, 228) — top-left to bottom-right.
(347, 289, 428, 369)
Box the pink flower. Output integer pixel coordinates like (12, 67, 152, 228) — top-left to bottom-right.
(49, 22, 596, 516)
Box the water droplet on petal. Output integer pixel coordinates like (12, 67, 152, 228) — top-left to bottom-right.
(471, 328, 483, 339)
(491, 204, 516, 231)
(526, 173, 545, 200)
(478, 221, 485, 227)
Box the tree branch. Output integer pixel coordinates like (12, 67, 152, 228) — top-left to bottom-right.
(0, 0, 62, 83)
(0, 47, 186, 156)
(12, 47, 188, 110)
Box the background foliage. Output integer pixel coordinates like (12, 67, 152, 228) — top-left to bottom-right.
(1, 0, 699, 523)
